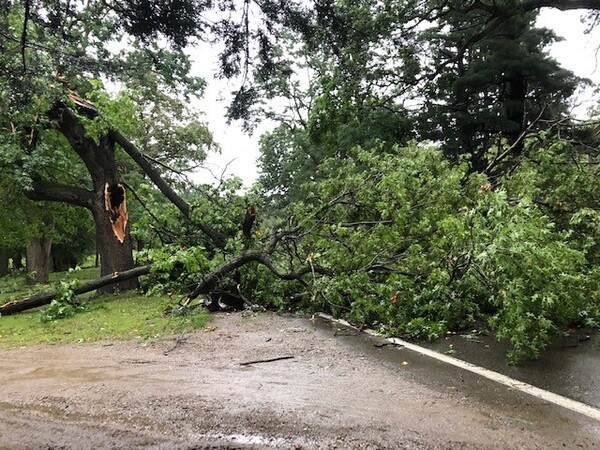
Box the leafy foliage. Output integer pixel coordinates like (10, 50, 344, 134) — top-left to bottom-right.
(255, 142, 600, 363)
(38, 269, 94, 322)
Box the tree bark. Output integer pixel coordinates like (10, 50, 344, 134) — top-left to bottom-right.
(0, 248, 9, 277)
(92, 201, 138, 292)
(0, 265, 151, 316)
(26, 236, 53, 284)
(12, 251, 23, 270)
(37, 103, 140, 292)
(503, 69, 527, 156)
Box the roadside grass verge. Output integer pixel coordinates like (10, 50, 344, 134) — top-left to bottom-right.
(0, 269, 210, 348)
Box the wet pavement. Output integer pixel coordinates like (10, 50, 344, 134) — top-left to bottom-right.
(315, 314, 600, 412)
(2, 312, 600, 449)
(420, 327, 600, 410)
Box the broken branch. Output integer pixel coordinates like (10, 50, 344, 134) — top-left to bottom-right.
(239, 356, 295, 366)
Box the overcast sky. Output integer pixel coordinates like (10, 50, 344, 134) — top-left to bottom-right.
(190, 8, 600, 188)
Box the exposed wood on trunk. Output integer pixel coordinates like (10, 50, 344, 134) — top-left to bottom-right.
(0, 265, 152, 316)
(104, 183, 128, 244)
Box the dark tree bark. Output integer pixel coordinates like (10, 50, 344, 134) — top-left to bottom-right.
(503, 70, 527, 155)
(51, 246, 79, 272)
(25, 210, 54, 284)
(521, 0, 600, 11)
(0, 248, 9, 277)
(12, 251, 23, 270)
(25, 104, 138, 292)
(91, 201, 137, 292)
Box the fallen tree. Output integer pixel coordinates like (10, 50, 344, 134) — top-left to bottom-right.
(0, 265, 152, 316)
(0, 222, 331, 316)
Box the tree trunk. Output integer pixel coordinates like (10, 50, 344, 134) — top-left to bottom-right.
(503, 69, 527, 155)
(45, 104, 139, 292)
(0, 265, 152, 315)
(26, 237, 53, 284)
(92, 202, 138, 292)
(12, 251, 23, 270)
(0, 248, 9, 277)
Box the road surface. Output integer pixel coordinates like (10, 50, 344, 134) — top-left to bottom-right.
(1, 312, 599, 449)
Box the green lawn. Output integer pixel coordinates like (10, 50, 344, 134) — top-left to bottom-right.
(0, 268, 210, 348)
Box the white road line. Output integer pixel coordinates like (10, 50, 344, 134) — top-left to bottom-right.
(318, 313, 600, 423)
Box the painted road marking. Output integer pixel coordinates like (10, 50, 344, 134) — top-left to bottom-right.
(318, 313, 600, 423)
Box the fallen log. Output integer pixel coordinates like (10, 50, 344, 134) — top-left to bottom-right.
(0, 265, 152, 316)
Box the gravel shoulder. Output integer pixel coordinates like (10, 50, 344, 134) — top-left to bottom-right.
(1, 312, 599, 449)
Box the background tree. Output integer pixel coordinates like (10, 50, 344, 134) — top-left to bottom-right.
(417, 8, 582, 174)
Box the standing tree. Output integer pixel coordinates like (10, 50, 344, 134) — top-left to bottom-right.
(416, 8, 581, 174)
(0, 0, 286, 289)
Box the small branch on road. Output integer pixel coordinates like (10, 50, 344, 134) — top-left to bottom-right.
(239, 356, 295, 366)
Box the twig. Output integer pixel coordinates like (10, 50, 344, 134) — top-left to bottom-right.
(163, 334, 188, 355)
(484, 105, 548, 175)
(374, 342, 403, 348)
(239, 356, 295, 366)
(142, 152, 187, 177)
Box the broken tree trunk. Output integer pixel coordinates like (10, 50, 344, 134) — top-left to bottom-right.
(0, 265, 151, 316)
(66, 95, 227, 250)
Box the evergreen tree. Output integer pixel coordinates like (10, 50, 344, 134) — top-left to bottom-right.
(417, 9, 581, 174)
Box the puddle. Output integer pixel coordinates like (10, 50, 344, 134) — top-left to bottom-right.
(208, 432, 304, 448)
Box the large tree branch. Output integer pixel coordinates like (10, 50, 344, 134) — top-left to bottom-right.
(110, 130, 191, 216)
(183, 251, 332, 304)
(109, 129, 228, 248)
(25, 180, 95, 209)
(521, 0, 600, 11)
(66, 94, 228, 248)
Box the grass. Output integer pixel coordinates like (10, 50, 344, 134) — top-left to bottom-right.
(0, 268, 211, 348)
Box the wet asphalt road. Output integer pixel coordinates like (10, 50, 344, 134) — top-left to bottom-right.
(420, 326, 600, 410)
(2, 312, 600, 449)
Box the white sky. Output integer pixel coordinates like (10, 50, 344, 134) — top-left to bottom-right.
(188, 50, 275, 187)
(189, 8, 600, 188)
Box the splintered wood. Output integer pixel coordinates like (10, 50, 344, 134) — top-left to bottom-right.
(104, 183, 128, 244)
